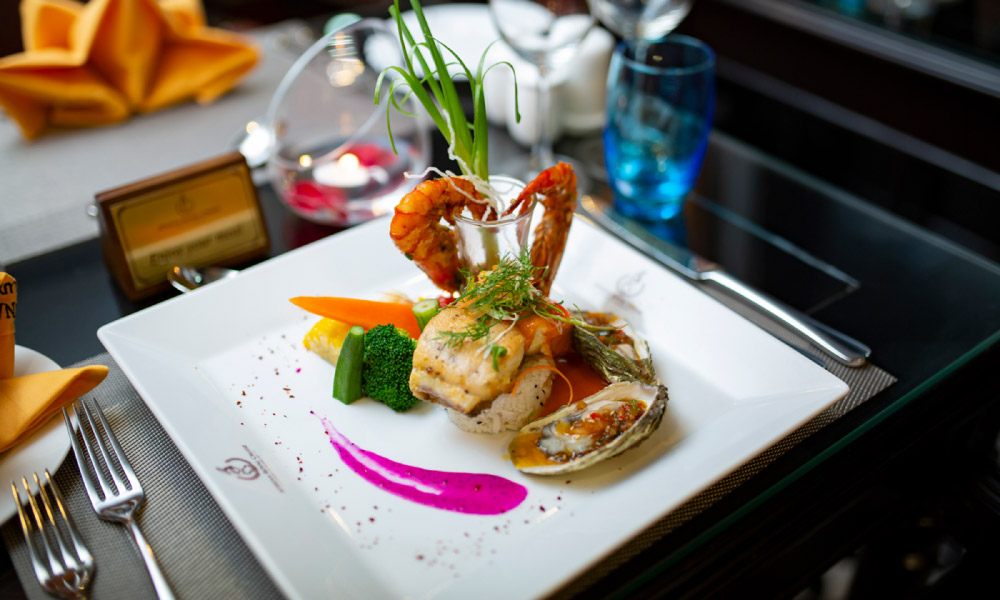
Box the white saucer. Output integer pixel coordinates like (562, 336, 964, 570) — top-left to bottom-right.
(0, 345, 72, 522)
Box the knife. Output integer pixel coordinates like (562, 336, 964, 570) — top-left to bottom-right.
(579, 196, 871, 367)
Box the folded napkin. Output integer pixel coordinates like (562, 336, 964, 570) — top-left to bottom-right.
(0, 272, 109, 452)
(0, 365, 109, 452)
(0, 0, 259, 140)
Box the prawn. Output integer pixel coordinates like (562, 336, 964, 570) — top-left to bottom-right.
(390, 177, 494, 292)
(390, 162, 577, 295)
(505, 162, 577, 296)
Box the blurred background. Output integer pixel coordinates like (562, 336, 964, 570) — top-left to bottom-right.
(3, 0, 994, 263)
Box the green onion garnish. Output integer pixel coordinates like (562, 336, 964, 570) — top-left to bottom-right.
(490, 345, 508, 371)
(375, 0, 520, 181)
(412, 298, 441, 332)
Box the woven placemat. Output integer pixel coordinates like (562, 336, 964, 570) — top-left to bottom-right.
(1, 353, 284, 600)
(2, 303, 895, 600)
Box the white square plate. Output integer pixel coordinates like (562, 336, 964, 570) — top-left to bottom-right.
(99, 216, 848, 599)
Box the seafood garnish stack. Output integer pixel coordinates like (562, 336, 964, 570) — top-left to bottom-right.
(389, 162, 576, 295)
(374, 1, 671, 474)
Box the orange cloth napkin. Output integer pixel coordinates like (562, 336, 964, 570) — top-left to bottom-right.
(1, 271, 109, 452)
(0, 0, 259, 140)
(0, 365, 109, 452)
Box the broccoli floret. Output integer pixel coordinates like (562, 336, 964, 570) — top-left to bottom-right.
(361, 324, 421, 412)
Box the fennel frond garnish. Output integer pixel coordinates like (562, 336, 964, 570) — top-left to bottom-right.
(436, 250, 561, 349)
(437, 250, 617, 361)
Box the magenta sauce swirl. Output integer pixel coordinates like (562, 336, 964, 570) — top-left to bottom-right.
(315, 414, 527, 515)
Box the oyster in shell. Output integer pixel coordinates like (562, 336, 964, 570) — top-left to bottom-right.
(572, 312, 657, 385)
(508, 380, 668, 474)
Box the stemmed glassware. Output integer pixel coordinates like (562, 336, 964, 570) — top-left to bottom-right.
(592, 0, 693, 42)
(489, 0, 594, 180)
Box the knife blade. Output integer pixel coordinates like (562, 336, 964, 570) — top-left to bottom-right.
(579, 196, 871, 367)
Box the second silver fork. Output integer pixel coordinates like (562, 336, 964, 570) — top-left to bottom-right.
(63, 398, 175, 600)
(12, 470, 94, 599)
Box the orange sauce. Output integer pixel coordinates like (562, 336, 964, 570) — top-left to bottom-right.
(537, 352, 609, 419)
(508, 432, 551, 468)
(514, 314, 573, 357)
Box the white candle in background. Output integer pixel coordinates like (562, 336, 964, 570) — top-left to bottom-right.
(313, 153, 370, 188)
(505, 62, 565, 148)
(498, 26, 614, 146)
(561, 27, 614, 135)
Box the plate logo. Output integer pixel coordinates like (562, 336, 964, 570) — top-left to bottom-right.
(217, 458, 258, 480)
(216, 445, 284, 493)
(616, 271, 646, 297)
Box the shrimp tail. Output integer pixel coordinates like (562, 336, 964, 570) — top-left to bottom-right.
(516, 163, 577, 296)
(390, 177, 486, 292)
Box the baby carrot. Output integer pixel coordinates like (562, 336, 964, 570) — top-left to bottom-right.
(289, 297, 421, 338)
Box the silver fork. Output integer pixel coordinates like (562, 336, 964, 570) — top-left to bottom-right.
(63, 398, 175, 600)
(11, 470, 95, 599)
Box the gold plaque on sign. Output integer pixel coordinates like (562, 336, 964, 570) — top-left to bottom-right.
(96, 152, 269, 300)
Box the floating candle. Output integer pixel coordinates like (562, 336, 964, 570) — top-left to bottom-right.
(313, 153, 370, 188)
(315, 414, 527, 515)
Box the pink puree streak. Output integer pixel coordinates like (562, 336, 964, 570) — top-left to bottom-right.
(316, 415, 527, 515)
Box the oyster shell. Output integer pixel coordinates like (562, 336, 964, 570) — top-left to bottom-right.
(572, 312, 657, 385)
(508, 380, 668, 475)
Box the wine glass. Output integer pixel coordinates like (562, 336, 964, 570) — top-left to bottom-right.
(489, 0, 594, 180)
(592, 0, 693, 42)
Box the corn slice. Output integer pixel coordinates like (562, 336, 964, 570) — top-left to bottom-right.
(303, 318, 352, 365)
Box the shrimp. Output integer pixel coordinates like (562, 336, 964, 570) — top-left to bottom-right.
(390, 177, 493, 292)
(506, 162, 577, 296)
(391, 163, 577, 295)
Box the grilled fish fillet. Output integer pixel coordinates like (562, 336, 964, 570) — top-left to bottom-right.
(409, 307, 526, 414)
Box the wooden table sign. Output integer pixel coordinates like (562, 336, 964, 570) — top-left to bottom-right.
(96, 152, 270, 300)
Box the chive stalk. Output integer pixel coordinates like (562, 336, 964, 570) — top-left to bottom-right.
(490, 345, 507, 371)
(375, 0, 520, 181)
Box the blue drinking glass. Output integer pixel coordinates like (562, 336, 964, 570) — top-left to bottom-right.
(604, 36, 715, 221)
